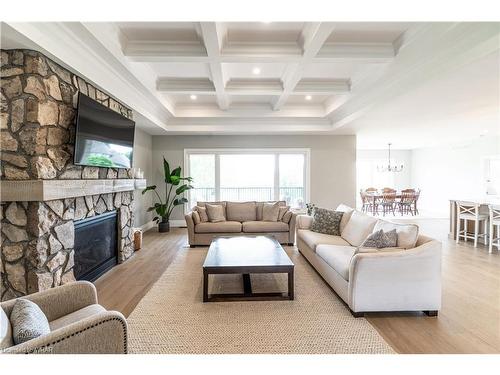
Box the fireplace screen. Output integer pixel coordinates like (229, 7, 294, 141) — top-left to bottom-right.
(74, 210, 118, 281)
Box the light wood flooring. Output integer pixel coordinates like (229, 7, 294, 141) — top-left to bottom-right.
(94, 220, 500, 354)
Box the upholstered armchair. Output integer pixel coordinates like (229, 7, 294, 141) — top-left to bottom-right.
(1, 281, 127, 354)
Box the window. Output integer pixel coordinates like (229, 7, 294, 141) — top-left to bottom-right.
(185, 149, 309, 210)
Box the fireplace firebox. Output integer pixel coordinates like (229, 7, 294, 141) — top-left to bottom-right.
(74, 211, 118, 281)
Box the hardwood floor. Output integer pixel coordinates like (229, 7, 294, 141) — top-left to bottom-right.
(95, 221, 500, 354)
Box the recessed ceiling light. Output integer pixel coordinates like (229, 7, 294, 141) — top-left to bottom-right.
(190, 95, 197, 100)
(305, 95, 312, 101)
(252, 67, 261, 75)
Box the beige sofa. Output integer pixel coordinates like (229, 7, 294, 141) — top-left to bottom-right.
(296, 205, 442, 317)
(1, 281, 127, 354)
(185, 201, 297, 246)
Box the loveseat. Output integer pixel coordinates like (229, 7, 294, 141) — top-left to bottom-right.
(296, 204, 442, 317)
(185, 201, 297, 246)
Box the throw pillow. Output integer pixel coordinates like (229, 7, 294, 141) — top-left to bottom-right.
(206, 204, 226, 223)
(282, 210, 293, 224)
(310, 208, 344, 236)
(278, 206, 289, 221)
(262, 202, 280, 221)
(361, 229, 398, 249)
(10, 299, 50, 345)
(0, 306, 13, 349)
(195, 206, 209, 222)
(192, 211, 201, 225)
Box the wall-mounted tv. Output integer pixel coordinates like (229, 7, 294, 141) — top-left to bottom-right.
(74, 93, 135, 169)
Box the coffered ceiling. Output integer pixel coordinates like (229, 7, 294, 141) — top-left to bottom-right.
(2, 22, 499, 148)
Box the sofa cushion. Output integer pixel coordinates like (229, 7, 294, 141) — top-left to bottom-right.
(206, 204, 226, 223)
(0, 306, 13, 349)
(242, 221, 289, 233)
(278, 206, 289, 221)
(361, 229, 398, 249)
(372, 220, 419, 249)
(310, 208, 343, 236)
(49, 304, 106, 332)
(256, 201, 286, 220)
(262, 202, 280, 221)
(195, 221, 242, 233)
(192, 211, 201, 225)
(297, 229, 350, 251)
(336, 204, 355, 234)
(226, 201, 257, 222)
(341, 211, 379, 246)
(10, 299, 50, 345)
(316, 244, 356, 281)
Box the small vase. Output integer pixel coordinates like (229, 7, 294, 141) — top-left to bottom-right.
(158, 221, 170, 233)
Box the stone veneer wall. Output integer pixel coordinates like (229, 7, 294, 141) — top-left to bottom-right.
(0, 49, 136, 301)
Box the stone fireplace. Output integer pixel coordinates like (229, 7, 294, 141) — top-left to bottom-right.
(0, 49, 144, 301)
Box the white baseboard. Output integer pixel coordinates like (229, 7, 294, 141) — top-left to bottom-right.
(139, 219, 186, 231)
(170, 219, 187, 228)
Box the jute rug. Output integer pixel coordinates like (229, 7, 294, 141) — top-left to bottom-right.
(127, 245, 395, 354)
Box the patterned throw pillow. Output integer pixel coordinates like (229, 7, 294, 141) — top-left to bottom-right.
(310, 208, 344, 236)
(361, 229, 398, 249)
(10, 299, 50, 345)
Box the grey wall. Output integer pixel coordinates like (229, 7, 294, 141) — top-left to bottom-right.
(152, 135, 357, 220)
(133, 128, 153, 227)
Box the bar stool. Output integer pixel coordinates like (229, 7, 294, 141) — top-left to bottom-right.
(455, 201, 488, 247)
(488, 205, 500, 253)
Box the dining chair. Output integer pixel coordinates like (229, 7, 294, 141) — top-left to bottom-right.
(456, 201, 488, 248)
(488, 205, 500, 253)
(365, 187, 378, 193)
(381, 191, 397, 216)
(413, 189, 421, 215)
(399, 191, 416, 215)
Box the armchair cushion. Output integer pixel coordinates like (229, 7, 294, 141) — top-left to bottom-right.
(49, 304, 106, 331)
(10, 299, 50, 345)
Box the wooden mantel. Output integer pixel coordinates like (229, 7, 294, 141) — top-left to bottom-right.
(0, 179, 147, 202)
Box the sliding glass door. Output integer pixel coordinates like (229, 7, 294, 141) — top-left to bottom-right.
(186, 149, 309, 210)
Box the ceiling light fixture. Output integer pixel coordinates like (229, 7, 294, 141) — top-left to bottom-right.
(377, 143, 404, 173)
(252, 67, 261, 75)
(190, 95, 197, 100)
(305, 95, 312, 101)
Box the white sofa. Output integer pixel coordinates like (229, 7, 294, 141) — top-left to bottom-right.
(296, 205, 442, 317)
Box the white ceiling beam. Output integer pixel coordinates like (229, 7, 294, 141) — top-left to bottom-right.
(199, 22, 230, 110)
(156, 78, 215, 94)
(272, 23, 336, 110)
(293, 79, 350, 94)
(316, 43, 395, 62)
(225, 79, 283, 95)
(123, 41, 208, 62)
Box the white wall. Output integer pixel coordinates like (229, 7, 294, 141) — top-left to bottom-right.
(411, 136, 500, 216)
(357, 149, 412, 190)
(132, 128, 153, 228)
(152, 135, 357, 220)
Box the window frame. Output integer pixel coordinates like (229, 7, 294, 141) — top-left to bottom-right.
(184, 148, 311, 212)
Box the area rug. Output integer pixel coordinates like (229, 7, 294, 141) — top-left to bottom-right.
(127, 245, 395, 354)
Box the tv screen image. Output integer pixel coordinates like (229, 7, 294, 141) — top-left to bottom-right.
(74, 93, 135, 169)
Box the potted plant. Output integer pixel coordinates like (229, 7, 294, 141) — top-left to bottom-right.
(142, 158, 193, 232)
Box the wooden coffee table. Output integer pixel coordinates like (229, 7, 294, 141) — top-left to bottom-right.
(202, 236, 295, 302)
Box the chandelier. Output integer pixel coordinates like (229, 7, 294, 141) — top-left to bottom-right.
(377, 143, 404, 172)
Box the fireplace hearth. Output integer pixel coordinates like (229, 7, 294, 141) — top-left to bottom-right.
(74, 211, 118, 281)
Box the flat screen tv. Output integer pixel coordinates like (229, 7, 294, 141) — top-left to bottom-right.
(74, 93, 135, 169)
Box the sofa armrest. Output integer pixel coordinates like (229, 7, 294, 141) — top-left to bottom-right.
(296, 214, 313, 230)
(0, 281, 97, 322)
(348, 240, 442, 312)
(2, 310, 128, 354)
(288, 213, 297, 243)
(185, 212, 195, 245)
